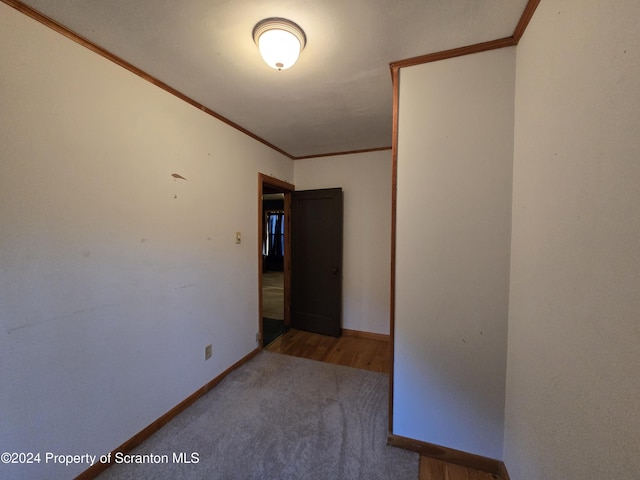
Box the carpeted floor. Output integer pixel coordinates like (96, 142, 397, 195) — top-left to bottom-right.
(97, 351, 418, 479)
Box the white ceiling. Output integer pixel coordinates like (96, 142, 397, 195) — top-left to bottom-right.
(19, 0, 529, 158)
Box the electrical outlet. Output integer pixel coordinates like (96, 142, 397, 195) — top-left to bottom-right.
(204, 344, 212, 360)
(255, 332, 261, 344)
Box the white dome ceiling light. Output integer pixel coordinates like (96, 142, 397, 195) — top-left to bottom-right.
(253, 18, 306, 71)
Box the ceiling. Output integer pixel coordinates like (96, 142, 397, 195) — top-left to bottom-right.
(18, 0, 530, 158)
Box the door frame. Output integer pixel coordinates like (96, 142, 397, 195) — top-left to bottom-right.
(258, 173, 294, 349)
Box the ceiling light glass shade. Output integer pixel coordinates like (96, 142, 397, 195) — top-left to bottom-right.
(253, 18, 306, 71)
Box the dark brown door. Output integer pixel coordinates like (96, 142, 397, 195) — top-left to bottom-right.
(291, 188, 343, 337)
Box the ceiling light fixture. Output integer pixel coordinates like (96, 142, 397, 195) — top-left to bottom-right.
(253, 18, 306, 71)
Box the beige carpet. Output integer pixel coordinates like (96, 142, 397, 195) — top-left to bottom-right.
(97, 351, 418, 479)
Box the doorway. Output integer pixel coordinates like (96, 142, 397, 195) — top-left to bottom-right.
(258, 175, 344, 348)
(290, 188, 343, 337)
(258, 174, 294, 348)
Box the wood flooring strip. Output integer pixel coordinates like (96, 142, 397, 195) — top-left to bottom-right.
(420, 456, 446, 480)
(420, 456, 500, 480)
(265, 328, 390, 374)
(499, 462, 511, 480)
(389, 434, 502, 476)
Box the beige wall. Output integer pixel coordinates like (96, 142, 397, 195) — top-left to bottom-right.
(294, 151, 393, 335)
(0, 5, 292, 479)
(393, 47, 515, 459)
(6, 1, 639, 478)
(504, 1, 640, 478)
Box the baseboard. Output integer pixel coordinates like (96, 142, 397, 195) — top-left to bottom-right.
(500, 461, 511, 480)
(75, 348, 260, 480)
(342, 328, 390, 342)
(387, 434, 502, 476)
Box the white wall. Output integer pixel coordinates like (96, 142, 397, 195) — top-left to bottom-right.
(394, 47, 515, 459)
(293, 151, 392, 335)
(0, 5, 292, 479)
(504, 1, 640, 478)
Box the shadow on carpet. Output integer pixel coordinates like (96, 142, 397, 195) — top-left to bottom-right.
(96, 351, 418, 480)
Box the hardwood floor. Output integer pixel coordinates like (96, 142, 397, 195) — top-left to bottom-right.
(265, 328, 503, 480)
(420, 457, 500, 480)
(264, 327, 390, 374)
